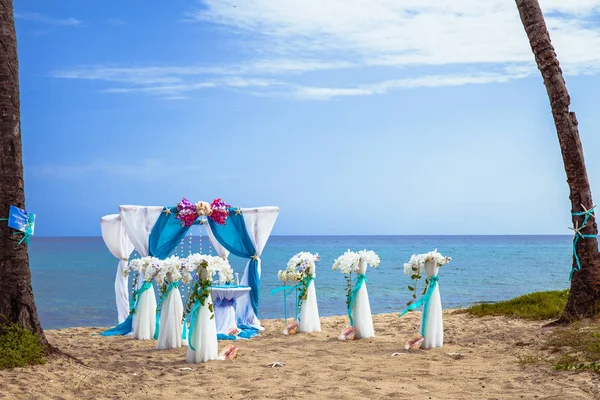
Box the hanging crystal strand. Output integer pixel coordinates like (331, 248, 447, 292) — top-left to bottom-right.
(199, 220, 203, 254)
(188, 228, 192, 256)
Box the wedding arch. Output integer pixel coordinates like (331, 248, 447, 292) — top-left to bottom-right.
(100, 202, 279, 330)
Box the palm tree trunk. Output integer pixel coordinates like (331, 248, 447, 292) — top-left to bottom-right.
(0, 0, 48, 345)
(516, 0, 600, 321)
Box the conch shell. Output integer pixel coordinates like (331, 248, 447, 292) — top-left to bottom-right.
(195, 201, 212, 217)
(283, 321, 298, 335)
(337, 326, 357, 341)
(218, 344, 238, 360)
(405, 336, 424, 350)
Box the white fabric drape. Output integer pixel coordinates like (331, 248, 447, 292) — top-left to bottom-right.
(100, 214, 135, 324)
(205, 222, 230, 259)
(236, 207, 279, 329)
(298, 262, 320, 333)
(421, 261, 443, 349)
(156, 285, 185, 350)
(119, 205, 162, 338)
(212, 287, 251, 334)
(351, 260, 375, 339)
(118, 205, 162, 258)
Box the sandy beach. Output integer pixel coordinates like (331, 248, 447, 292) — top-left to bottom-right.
(1, 310, 599, 400)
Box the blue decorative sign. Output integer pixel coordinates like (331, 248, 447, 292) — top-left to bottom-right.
(8, 205, 35, 236)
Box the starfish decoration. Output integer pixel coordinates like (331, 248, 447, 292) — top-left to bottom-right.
(569, 220, 583, 238)
(581, 204, 597, 220)
(163, 207, 172, 215)
(268, 362, 284, 368)
(234, 208, 243, 215)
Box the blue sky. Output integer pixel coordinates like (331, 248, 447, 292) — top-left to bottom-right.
(14, 0, 600, 236)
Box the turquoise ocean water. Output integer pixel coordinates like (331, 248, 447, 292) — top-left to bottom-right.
(29, 235, 572, 330)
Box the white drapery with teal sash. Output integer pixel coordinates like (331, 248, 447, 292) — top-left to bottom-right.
(120, 205, 162, 339)
(100, 214, 135, 324)
(209, 207, 279, 330)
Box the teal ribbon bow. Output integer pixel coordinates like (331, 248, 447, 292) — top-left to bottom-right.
(131, 281, 153, 315)
(347, 274, 367, 326)
(271, 275, 314, 323)
(153, 281, 180, 340)
(398, 276, 439, 337)
(182, 299, 202, 351)
(570, 208, 597, 280)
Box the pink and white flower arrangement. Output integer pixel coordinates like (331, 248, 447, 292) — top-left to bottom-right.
(208, 198, 230, 225)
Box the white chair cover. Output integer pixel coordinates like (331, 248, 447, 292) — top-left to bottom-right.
(187, 268, 218, 363)
(421, 261, 443, 349)
(156, 286, 185, 350)
(119, 205, 162, 339)
(298, 262, 320, 333)
(351, 260, 375, 338)
(236, 206, 279, 329)
(100, 214, 135, 324)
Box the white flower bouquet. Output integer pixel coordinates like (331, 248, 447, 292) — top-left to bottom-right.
(332, 249, 380, 309)
(332, 249, 380, 274)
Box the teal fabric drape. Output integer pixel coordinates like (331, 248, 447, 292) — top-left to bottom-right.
(208, 209, 260, 317)
(149, 206, 194, 258)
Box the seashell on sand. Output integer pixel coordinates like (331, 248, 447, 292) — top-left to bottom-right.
(338, 326, 357, 341)
(226, 327, 239, 336)
(283, 321, 298, 335)
(218, 344, 238, 360)
(405, 336, 424, 350)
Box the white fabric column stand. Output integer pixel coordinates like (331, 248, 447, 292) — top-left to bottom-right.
(236, 207, 279, 329)
(100, 214, 135, 324)
(421, 261, 443, 349)
(351, 260, 375, 339)
(119, 205, 162, 338)
(186, 269, 218, 363)
(298, 262, 320, 333)
(156, 284, 185, 350)
(132, 284, 157, 340)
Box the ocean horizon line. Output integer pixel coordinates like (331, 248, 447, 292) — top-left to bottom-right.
(30, 234, 574, 239)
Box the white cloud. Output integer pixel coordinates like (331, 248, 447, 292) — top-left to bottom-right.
(51, 0, 600, 99)
(15, 12, 81, 26)
(293, 72, 528, 99)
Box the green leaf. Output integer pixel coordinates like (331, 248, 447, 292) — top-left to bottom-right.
(411, 274, 420, 280)
(408, 286, 415, 291)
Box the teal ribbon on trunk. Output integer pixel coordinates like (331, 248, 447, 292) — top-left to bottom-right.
(153, 281, 180, 340)
(347, 274, 367, 327)
(570, 208, 597, 281)
(398, 276, 439, 337)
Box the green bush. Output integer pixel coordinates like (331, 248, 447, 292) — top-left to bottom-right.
(0, 319, 46, 369)
(465, 290, 569, 320)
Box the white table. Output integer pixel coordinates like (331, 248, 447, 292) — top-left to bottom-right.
(211, 285, 251, 335)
